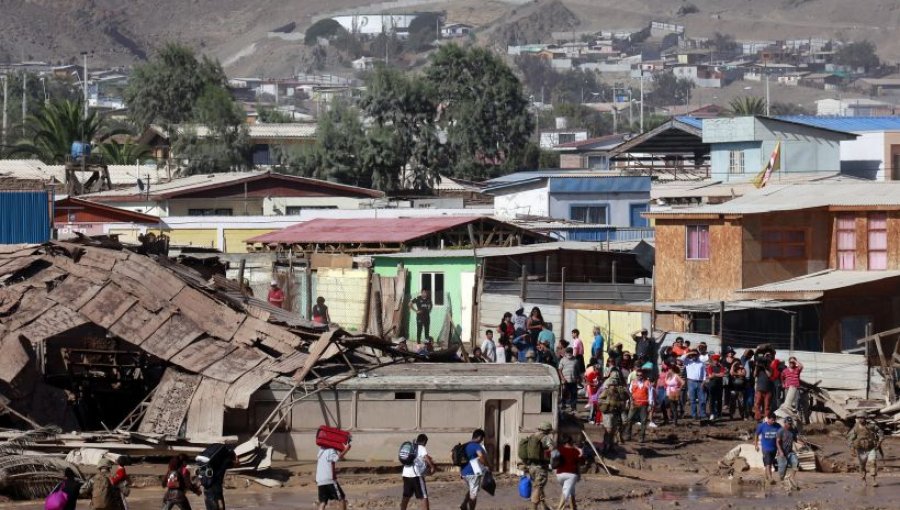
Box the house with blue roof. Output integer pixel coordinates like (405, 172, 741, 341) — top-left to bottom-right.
(482, 172, 652, 239)
(702, 116, 857, 182)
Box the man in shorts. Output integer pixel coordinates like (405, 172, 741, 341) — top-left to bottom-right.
(460, 429, 489, 510)
(755, 412, 782, 485)
(401, 434, 435, 510)
(776, 417, 802, 490)
(316, 440, 351, 509)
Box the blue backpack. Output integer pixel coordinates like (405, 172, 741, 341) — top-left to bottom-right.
(518, 475, 532, 499)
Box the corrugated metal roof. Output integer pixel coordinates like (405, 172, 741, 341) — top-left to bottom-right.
(739, 270, 900, 293)
(675, 116, 703, 129)
(648, 181, 900, 216)
(325, 362, 559, 390)
(777, 116, 900, 133)
(485, 169, 614, 184)
(248, 216, 486, 244)
(548, 176, 650, 193)
(649, 172, 861, 200)
(554, 134, 627, 149)
(374, 241, 615, 259)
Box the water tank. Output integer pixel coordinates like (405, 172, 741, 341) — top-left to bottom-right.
(71, 141, 91, 159)
(555, 117, 568, 130)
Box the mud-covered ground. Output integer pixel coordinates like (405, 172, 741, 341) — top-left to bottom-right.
(8, 419, 899, 510)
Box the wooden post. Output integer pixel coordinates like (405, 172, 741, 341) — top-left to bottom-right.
(520, 265, 528, 302)
(304, 265, 313, 320)
(865, 322, 872, 400)
(545, 255, 551, 283)
(560, 267, 567, 339)
(711, 314, 716, 336)
(650, 265, 657, 331)
(611, 260, 617, 283)
(237, 258, 246, 296)
(719, 301, 725, 338)
(789, 313, 796, 354)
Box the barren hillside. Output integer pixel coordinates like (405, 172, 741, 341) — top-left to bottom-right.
(2, 0, 899, 73)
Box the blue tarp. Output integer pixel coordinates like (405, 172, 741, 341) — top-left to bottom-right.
(0, 191, 52, 244)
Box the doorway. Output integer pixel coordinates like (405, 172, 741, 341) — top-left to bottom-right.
(484, 399, 518, 473)
(460, 271, 476, 344)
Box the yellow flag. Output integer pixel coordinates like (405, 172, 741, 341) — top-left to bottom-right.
(753, 141, 781, 189)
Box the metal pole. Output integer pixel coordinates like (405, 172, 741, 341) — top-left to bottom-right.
(83, 52, 89, 119)
(789, 313, 796, 353)
(545, 255, 550, 283)
(560, 267, 567, 339)
(864, 322, 872, 399)
(1, 75, 7, 147)
(650, 265, 657, 331)
(639, 71, 644, 132)
(21, 73, 26, 136)
(764, 59, 770, 116)
(719, 300, 725, 338)
(520, 265, 528, 302)
(611, 260, 617, 283)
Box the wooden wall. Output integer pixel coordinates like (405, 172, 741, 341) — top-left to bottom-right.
(741, 209, 831, 289)
(827, 211, 900, 270)
(819, 277, 900, 352)
(655, 219, 743, 301)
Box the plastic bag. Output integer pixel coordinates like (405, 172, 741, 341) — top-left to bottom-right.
(518, 475, 532, 499)
(481, 470, 496, 496)
(44, 483, 68, 510)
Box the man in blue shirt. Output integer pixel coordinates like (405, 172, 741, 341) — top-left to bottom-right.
(537, 323, 556, 351)
(460, 429, 489, 510)
(755, 412, 782, 485)
(591, 327, 605, 360)
(512, 333, 533, 362)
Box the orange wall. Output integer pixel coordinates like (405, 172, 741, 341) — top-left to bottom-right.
(828, 211, 900, 270)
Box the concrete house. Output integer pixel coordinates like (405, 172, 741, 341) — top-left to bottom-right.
(484, 173, 652, 230)
(702, 117, 856, 182)
(647, 181, 900, 352)
(554, 134, 628, 170)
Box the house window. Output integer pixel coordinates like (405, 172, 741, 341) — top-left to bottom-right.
(685, 225, 710, 260)
(586, 155, 608, 169)
(558, 133, 576, 144)
(570, 205, 608, 224)
(868, 213, 888, 270)
(728, 150, 745, 174)
(420, 272, 445, 306)
(187, 208, 233, 216)
(761, 229, 807, 260)
(284, 206, 338, 215)
(836, 215, 856, 269)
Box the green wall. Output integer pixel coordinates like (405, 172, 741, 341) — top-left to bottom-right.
(373, 255, 476, 346)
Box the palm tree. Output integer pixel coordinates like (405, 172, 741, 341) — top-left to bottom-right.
(728, 96, 767, 116)
(97, 140, 152, 165)
(8, 99, 116, 163)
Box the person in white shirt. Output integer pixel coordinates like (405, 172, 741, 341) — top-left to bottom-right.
(316, 442, 351, 510)
(495, 338, 509, 364)
(480, 330, 497, 363)
(401, 434, 436, 510)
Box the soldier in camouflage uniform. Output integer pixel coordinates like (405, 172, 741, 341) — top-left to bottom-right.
(526, 422, 555, 510)
(847, 415, 883, 487)
(597, 373, 630, 456)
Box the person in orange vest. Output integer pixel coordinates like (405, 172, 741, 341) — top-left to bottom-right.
(625, 368, 655, 443)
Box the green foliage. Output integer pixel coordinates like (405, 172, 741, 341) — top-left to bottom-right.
(0, 72, 80, 149)
(516, 56, 612, 104)
(406, 13, 441, 52)
(835, 40, 880, 72)
(8, 98, 118, 163)
(257, 107, 294, 123)
(649, 71, 694, 107)
(426, 44, 533, 179)
(538, 150, 560, 169)
(539, 103, 614, 137)
(728, 96, 767, 116)
(770, 102, 812, 116)
(97, 141, 152, 165)
(304, 19, 346, 46)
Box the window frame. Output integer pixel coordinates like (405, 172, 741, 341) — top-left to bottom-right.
(728, 150, 745, 174)
(867, 213, 888, 270)
(836, 214, 856, 270)
(420, 272, 445, 306)
(685, 224, 710, 261)
(569, 204, 609, 224)
(187, 208, 233, 216)
(760, 228, 809, 261)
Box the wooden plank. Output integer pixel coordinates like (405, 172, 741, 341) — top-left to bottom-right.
(0, 255, 42, 278)
(245, 304, 272, 322)
(18, 305, 87, 342)
(142, 313, 204, 361)
(0, 244, 39, 255)
(0, 283, 32, 315)
(173, 286, 244, 341)
(41, 255, 109, 284)
(34, 265, 67, 284)
(78, 282, 138, 328)
(184, 377, 229, 441)
(3, 288, 55, 331)
(202, 347, 267, 383)
(48, 276, 103, 310)
(233, 316, 300, 355)
(138, 368, 201, 436)
(0, 334, 32, 383)
(117, 254, 186, 300)
(77, 247, 124, 271)
(293, 330, 338, 382)
(111, 274, 167, 312)
(268, 351, 309, 374)
(109, 303, 173, 346)
(168, 337, 237, 373)
(224, 360, 277, 409)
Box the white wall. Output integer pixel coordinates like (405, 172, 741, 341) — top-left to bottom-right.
(840, 132, 886, 179)
(492, 187, 549, 219)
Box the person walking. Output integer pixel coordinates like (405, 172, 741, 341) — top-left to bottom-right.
(409, 289, 433, 344)
(597, 373, 628, 455)
(558, 348, 579, 413)
(706, 354, 726, 421)
(753, 353, 774, 421)
(160, 456, 199, 510)
(625, 368, 654, 443)
(267, 280, 285, 309)
(317, 439, 351, 510)
(109, 456, 131, 510)
(755, 412, 782, 485)
(199, 448, 237, 510)
(554, 435, 582, 510)
(682, 349, 707, 420)
(58, 467, 82, 510)
(460, 429, 489, 510)
(776, 417, 802, 491)
(524, 423, 555, 510)
(312, 296, 330, 324)
(80, 459, 119, 510)
(401, 434, 435, 510)
(480, 330, 497, 363)
(847, 416, 883, 487)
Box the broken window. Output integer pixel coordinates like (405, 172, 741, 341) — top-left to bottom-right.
(685, 224, 710, 260)
(761, 229, 807, 260)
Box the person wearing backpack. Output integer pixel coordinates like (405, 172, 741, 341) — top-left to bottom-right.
(518, 422, 554, 510)
(199, 448, 237, 510)
(162, 456, 200, 510)
(459, 429, 489, 510)
(79, 459, 120, 510)
(847, 415, 884, 487)
(400, 434, 435, 510)
(597, 373, 629, 456)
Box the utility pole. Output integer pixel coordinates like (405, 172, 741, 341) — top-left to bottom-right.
(764, 56, 770, 116)
(639, 71, 644, 132)
(21, 73, 26, 136)
(82, 52, 89, 119)
(1, 75, 7, 148)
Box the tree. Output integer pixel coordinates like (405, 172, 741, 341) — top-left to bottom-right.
(9, 98, 117, 163)
(711, 32, 739, 56)
(539, 103, 614, 137)
(425, 44, 533, 179)
(304, 19, 347, 46)
(835, 40, 880, 72)
(173, 85, 250, 174)
(97, 141, 152, 165)
(649, 71, 694, 107)
(0, 72, 80, 150)
(256, 107, 294, 123)
(728, 96, 767, 116)
(770, 102, 812, 116)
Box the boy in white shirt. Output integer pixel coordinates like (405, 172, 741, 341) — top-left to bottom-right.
(316, 441, 351, 510)
(480, 330, 497, 363)
(401, 434, 436, 510)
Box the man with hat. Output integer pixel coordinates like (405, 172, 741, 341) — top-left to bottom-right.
(598, 373, 629, 455)
(526, 422, 555, 510)
(776, 417, 802, 490)
(681, 348, 707, 420)
(847, 415, 883, 486)
(79, 458, 118, 510)
(267, 279, 285, 309)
